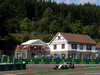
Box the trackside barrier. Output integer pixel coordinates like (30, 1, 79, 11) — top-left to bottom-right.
(22, 59, 100, 64)
(0, 59, 100, 64)
(0, 64, 26, 71)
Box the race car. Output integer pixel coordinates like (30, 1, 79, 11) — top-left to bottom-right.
(54, 62, 74, 70)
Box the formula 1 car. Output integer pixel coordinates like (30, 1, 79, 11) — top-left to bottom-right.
(54, 62, 74, 70)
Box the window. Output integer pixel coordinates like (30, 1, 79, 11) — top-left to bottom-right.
(72, 44, 77, 49)
(54, 45, 57, 50)
(80, 44, 83, 50)
(62, 44, 65, 49)
(72, 53, 77, 59)
(87, 45, 92, 50)
(58, 36, 60, 40)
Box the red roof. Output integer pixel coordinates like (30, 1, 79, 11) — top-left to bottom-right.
(96, 43, 100, 48)
(60, 32, 96, 44)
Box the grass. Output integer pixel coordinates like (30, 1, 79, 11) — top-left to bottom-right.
(19, 67, 100, 75)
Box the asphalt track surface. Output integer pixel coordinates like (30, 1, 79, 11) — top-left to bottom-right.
(43, 69, 100, 75)
(0, 64, 100, 75)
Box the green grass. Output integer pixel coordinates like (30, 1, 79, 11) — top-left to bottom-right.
(19, 67, 100, 75)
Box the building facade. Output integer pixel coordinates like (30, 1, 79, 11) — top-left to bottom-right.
(49, 32, 97, 59)
(96, 43, 100, 59)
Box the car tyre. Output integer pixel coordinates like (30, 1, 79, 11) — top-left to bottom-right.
(54, 65, 58, 70)
(65, 65, 67, 69)
(71, 65, 74, 68)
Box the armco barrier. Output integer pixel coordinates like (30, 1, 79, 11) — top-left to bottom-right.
(0, 64, 26, 71)
(22, 59, 100, 64)
(0, 59, 100, 64)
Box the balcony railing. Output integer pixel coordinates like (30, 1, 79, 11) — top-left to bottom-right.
(71, 49, 77, 51)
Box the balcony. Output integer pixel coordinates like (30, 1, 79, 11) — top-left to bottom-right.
(71, 49, 77, 51)
(86, 50, 92, 52)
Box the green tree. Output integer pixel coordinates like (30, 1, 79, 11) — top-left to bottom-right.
(72, 20, 83, 34)
(35, 7, 53, 33)
(49, 20, 60, 34)
(43, 7, 53, 18)
(98, 27, 100, 38)
(83, 23, 98, 38)
(83, 25, 90, 35)
(23, 35, 30, 42)
(5, 18, 20, 33)
(0, 0, 16, 37)
(36, 17, 49, 33)
(66, 12, 72, 23)
(20, 18, 32, 33)
(62, 25, 71, 33)
(89, 23, 98, 38)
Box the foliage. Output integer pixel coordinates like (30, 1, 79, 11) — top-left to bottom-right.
(23, 35, 30, 42)
(20, 18, 32, 33)
(49, 20, 60, 34)
(0, 0, 100, 43)
(72, 20, 83, 34)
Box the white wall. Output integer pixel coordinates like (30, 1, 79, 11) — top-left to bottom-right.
(92, 45, 96, 52)
(68, 43, 96, 52)
(49, 32, 96, 53)
(96, 49, 100, 53)
(49, 33, 69, 52)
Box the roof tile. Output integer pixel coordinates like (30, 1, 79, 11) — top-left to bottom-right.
(60, 32, 96, 44)
(96, 43, 100, 48)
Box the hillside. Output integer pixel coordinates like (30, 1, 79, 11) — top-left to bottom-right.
(0, 0, 100, 46)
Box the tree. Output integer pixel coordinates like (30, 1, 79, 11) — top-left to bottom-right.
(83, 25, 90, 35)
(43, 7, 53, 18)
(36, 17, 49, 33)
(62, 25, 71, 33)
(89, 23, 98, 38)
(83, 23, 98, 38)
(49, 20, 60, 34)
(72, 20, 83, 34)
(23, 35, 30, 42)
(0, 0, 16, 37)
(5, 18, 20, 33)
(97, 27, 100, 38)
(62, 20, 72, 33)
(35, 7, 53, 33)
(66, 12, 72, 23)
(20, 18, 32, 33)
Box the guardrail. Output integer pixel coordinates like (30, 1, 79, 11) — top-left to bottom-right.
(0, 59, 100, 64)
(23, 59, 100, 64)
(0, 64, 26, 71)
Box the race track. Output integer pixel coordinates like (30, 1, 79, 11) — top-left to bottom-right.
(0, 64, 100, 75)
(43, 69, 100, 75)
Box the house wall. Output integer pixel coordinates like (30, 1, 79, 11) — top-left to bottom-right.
(68, 51, 96, 59)
(68, 43, 96, 52)
(96, 48, 100, 59)
(96, 48, 100, 53)
(49, 33, 69, 58)
(49, 32, 96, 59)
(49, 33, 69, 52)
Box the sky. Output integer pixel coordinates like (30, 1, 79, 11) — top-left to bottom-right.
(51, 0, 100, 6)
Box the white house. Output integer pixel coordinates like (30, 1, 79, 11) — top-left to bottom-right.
(49, 32, 97, 59)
